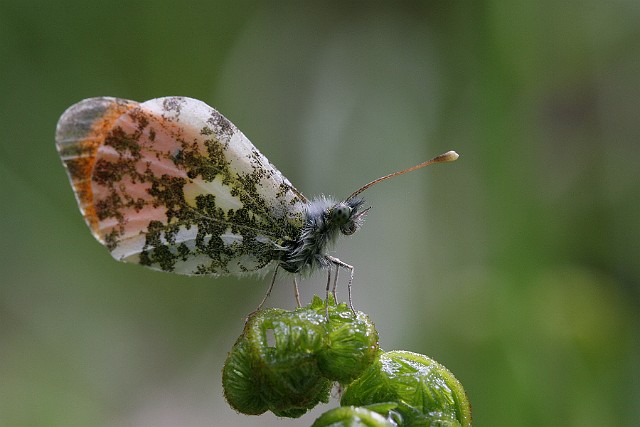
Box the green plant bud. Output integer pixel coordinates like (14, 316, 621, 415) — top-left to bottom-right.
(341, 351, 472, 427)
(223, 307, 332, 418)
(311, 404, 398, 427)
(221, 338, 269, 415)
(311, 297, 379, 383)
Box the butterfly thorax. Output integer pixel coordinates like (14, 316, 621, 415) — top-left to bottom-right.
(278, 196, 365, 274)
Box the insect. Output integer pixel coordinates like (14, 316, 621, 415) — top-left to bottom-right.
(55, 97, 458, 311)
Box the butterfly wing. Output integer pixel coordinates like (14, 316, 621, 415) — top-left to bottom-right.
(56, 97, 307, 275)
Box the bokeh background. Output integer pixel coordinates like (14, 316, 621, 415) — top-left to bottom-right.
(1, 1, 639, 426)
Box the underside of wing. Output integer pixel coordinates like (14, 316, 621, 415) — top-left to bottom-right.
(56, 97, 308, 275)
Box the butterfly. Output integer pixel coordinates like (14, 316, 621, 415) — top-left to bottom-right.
(55, 97, 458, 311)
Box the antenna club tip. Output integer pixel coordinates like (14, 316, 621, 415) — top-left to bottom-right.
(437, 150, 459, 163)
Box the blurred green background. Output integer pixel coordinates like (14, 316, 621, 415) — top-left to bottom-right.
(1, 1, 639, 426)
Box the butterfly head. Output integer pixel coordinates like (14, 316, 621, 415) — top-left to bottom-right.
(329, 198, 370, 236)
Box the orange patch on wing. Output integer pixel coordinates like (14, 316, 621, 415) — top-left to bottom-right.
(61, 100, 138, 237)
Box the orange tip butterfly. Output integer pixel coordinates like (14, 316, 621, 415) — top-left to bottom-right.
(56, 97, 458, 310)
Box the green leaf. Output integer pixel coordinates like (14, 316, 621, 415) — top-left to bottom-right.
(311, 405, 398, 427)
(222, 307, 331, 418)
(222, 298, 379, 418)
(315, 297, 380, 383)
(341, 351, 471, 426)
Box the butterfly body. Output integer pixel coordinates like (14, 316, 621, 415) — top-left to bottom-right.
(279, 196, 366, 274)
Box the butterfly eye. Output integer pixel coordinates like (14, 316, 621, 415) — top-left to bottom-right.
(331, 204, 352, 226)
(339, 204, 369, 236)
(340, 221, 358, 235)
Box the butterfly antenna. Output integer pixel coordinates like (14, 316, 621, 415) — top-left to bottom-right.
(346, 150, 459, 201)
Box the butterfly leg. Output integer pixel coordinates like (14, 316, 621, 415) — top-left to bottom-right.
(324, 267, 332, 318)
(331, 264, 339, 303)
(247, 264, 280, 322)
(326, 255, 355, 314)
(293, 276, 302, 307)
